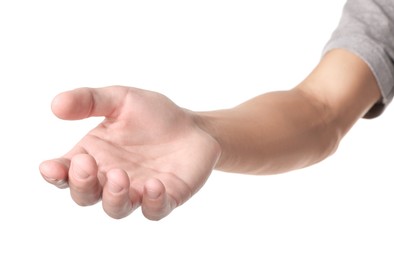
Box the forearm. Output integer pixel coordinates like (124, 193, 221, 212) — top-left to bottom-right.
(194, 49, 381, 174)
(195, 89, 338, 174)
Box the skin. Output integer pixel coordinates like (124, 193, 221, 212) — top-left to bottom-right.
(40, 49, 381, 220)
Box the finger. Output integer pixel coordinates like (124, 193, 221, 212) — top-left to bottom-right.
(51, 86, 129, 120)
(102, 169, 135, 219)
(68, 154, 102, 206)
(141, 178, 177, 221)
(39, 158, 70, 189)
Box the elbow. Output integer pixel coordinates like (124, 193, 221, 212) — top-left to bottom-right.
(322, 128, 341, 160)
(311, 111, 344, 166)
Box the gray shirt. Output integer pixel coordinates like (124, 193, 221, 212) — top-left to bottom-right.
(323, 0, 394, 118)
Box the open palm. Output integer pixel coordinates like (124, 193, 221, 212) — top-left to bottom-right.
(40, 86, 221, 220)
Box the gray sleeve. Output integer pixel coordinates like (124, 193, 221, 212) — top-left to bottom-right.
(323, 0, 394, 118)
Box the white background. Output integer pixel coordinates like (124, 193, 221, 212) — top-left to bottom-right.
(1, 0, 393, 259)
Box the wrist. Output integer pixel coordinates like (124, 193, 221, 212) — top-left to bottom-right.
(190, 110, 226, 170)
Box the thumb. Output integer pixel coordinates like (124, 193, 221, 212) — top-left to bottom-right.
(51, 86, 129, 120)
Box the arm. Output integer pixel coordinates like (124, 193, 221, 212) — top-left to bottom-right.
(195, 49, 381, 174)
(40, 49, 381, 220)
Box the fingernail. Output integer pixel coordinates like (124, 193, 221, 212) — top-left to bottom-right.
(55, 179, 69, 189)
(146, 188, 161, 200)
(43, 176, 64, 185)
(43, 176, 68, 188)
(107, 181, 123, 193)
(43, 176, 58, 182)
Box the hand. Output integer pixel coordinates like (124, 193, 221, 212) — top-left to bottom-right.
(39, 86, 221, 220)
